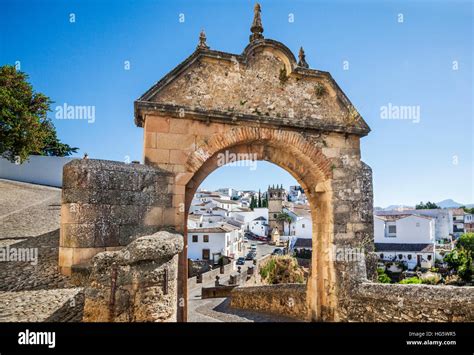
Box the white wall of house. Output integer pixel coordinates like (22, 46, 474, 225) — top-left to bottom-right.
(248, 219, 268, 237)
(231, 208, 268, 225)
(378, 251, 434, 270)
(0, 156, 75, 187)
(374, 215, 435, 244)
(376, 209, 453, 241)
(285, 216, 312, 239)
(187, 229, 242, 261)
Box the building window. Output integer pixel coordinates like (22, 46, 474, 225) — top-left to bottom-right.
(388, 225, 396, 234)
(380, 253, 384, 259)
(203, 235, 209, 243)
(273, 214, 277, 218)
(192, 235, 198, 243)
(302, 224, 305, 228)
(398, 254, 403, 260)
(427, 255, 432, 261)
(407, 254, 412, 260)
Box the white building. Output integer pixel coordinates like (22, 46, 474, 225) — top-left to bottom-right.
(248, 216, 268, 237)
(375, 209, 453, 242)
(230, 208, 269, 234)
(215, 187, 240, 199)
(288, 185, 308, 205)
(374, 214, 436, 269)
(187, 223, 243, 263)
(283, 206, 312, 239)
(212, 198, 241, 211)
(451, 208, 466, 238)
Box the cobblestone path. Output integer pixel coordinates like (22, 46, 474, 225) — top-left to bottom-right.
(0, 180, 82, 322)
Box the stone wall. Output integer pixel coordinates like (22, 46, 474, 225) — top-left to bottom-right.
(59, 159, 174, 275)
(82, 231, 183, 322)
(230, 284, 308, 320)
(342, 282, 474, 322)
(187, 263, 233, 290)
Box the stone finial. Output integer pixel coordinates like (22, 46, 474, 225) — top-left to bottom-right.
(197, 29, 209, 50)
(249, 3, 264, 42)
(298, 47, 309, 68)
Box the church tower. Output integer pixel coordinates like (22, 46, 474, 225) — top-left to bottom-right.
(267, 184, 287, 235)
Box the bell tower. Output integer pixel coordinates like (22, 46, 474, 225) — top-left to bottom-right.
(267, 184, 286, 235)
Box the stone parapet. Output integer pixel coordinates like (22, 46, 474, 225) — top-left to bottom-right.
(82, 231, 183, 322)
(230, 284, 308, 320)
(59, 159, 175, 275)
(341, 282, 474, 322)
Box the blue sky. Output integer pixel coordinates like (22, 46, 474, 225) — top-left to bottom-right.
(1, 0, 472, 207)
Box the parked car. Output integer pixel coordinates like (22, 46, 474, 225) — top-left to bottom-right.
(236, 257, 246, 265)
(272, 248, 283, 256)
(243, 237, 249, 243)
(250, 244, 257, 252)
(245, 252, 256, 260)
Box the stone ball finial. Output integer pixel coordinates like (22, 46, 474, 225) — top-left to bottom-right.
(197, 29, 209, 50)
(250, 3, 264, 42)
(298, 47, 309, 68)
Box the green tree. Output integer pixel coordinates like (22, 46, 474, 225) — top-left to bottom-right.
(0, 65, 78, 163)
(457, 233, 474, 254)
(415, 201, 439, 210)
(257, 189, 262, 208)
(444, 247, 473, 283)
(461, 207, 474, 214)
(249, 195, 257, 210)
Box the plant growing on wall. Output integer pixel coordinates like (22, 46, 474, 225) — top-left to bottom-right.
(279, 67, 288, 84)
(314, 82, 327, 97)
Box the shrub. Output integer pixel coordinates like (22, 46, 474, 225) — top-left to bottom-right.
(259, 255, 305, 284)
(399, 277, 422, 284)
(421, 275, 441, 285)
(377, 268, 391, 283)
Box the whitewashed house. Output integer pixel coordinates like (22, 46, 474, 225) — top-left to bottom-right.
(375, 209, 453, 242)
(451, 208, 466, 238)
(374, 214, 436, 269)
(187, 223, 243, 263)
(283, 206, 312, 239)
(212, 198, 241, 211)
(248, 216, 268, 237)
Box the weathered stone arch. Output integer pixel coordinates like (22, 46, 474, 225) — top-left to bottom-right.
(182, 128, 338, 320)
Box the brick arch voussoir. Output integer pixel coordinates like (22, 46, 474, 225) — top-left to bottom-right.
(185, 126, 333, 180)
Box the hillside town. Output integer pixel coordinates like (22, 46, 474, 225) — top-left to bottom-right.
(187, 185, 474, 288)
(187, 185, 312, 274)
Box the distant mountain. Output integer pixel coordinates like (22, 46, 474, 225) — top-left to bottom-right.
(377, 200, 474, 211)
(436, 199, 463, 208)
(436, 199, 474, 209)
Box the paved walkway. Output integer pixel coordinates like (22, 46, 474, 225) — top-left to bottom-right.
(187, 255, 302, 322)
(0, 180, 81, 322)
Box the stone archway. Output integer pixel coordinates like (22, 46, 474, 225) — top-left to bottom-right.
(183, 127, 336, 321)
(58, 4, 375, 322)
